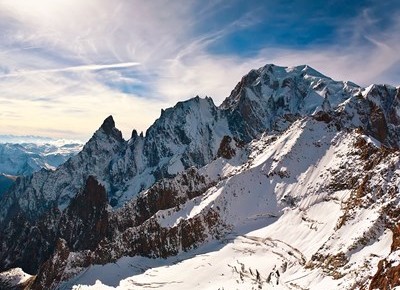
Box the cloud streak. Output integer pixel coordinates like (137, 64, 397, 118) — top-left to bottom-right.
(0, 1, 399, 140)
(0, 62, 140, 78)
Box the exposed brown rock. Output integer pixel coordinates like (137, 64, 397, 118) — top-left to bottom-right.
(369, 216, 400, 289)
(369, 259, 400, 290)
(392, 223, 400, 251)
(314, 111, 332, 123)
(92, 208, 224, 266)
(58, 175, 109, 251)
(0, 206, 61, 274)
(30, 167, 224, 289)
(30, 239, 70, 290)
(369, 102, 388, 143)
(217, 135, 236, 159)
(113, 167, 216, 230)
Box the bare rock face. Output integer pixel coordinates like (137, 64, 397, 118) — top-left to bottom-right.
(58, 175, 108, 251)
(0, 205, 60, 274)
(100, 115, 120, 138)
(368, 102, 388, 142)
(217, 136, 237, 159)
(27, 176, 109, 289)
(1, 64, 400, 289)
(31, 239, 71, 290)
(0, 176, 108, 277)
(369, 206, 400, 289)
(370, 255, 400, 289)
(216, 135, 245, 160)
(360, 85, 400, 147)
(30, 168, 225, 289)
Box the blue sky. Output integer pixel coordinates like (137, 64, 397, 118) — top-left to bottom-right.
(0, 0, 399, 140)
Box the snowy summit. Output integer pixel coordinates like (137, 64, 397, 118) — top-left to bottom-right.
(0, 64, 399, 290)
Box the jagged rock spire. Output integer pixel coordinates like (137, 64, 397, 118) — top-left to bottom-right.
(96, 115, 123, 142)
(100, 115, 116, 135)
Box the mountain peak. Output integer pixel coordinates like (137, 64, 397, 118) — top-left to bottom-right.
(297, 64, 329, 78)
(100, 115, 115, 135)
(2, 63, 400, 289)
(89, 115, 123, 143)
(259, 63, 329, 80)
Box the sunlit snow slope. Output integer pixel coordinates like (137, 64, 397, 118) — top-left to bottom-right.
(1, 64, 400, 290)
(69, 117, 399, 289)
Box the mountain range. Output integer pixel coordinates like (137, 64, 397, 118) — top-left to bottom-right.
(0, 64, 399, 289)
(0, 139, 83, 197)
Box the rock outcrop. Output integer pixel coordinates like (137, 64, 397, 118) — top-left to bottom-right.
(1, 64, 400, 289)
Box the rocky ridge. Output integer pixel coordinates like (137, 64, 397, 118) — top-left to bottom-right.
(0, 64, 399, 289)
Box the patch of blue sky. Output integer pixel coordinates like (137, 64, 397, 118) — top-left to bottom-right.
(96, 68, 152, 97)
(201, 0, 397, 56)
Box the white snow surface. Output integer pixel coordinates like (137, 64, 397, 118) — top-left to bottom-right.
(0, 141, 83, 176)
(2, 64, 398, 289)
(0, 267, 32, 287)
(67, 116, 397, 290)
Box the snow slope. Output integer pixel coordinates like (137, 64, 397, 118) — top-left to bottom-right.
(0, 267, 33, 289)
(1, 64, 400, 290)
(69, 116, 400, 289)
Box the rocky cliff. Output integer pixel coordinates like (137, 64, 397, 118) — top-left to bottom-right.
(0, 64, 399, 290)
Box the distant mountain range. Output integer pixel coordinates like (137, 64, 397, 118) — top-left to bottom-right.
(0, 137, 83, 196)
(0, 64, 399, 290)
(0, 135, 82, 145)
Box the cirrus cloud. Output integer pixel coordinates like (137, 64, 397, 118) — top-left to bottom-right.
(0, 0, 398, 140)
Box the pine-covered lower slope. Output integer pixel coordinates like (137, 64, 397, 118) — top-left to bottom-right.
(1, 64, 400, 289)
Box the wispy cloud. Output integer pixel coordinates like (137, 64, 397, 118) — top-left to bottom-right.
(0, 1, 398, 140)
(0, 62, 140, 78)
(153, 2, 400, 105)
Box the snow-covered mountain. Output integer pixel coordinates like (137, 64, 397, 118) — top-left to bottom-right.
(0, 138, 83, 197)
(0, 64, 399, 290)
(0, 138, 83, 176)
